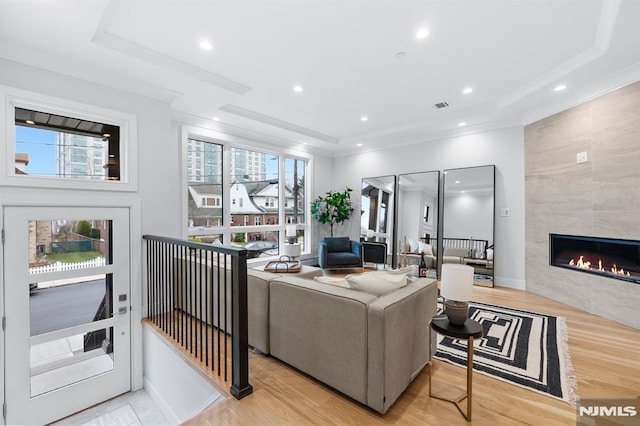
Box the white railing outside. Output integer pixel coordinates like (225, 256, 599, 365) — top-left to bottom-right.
(29, 257, 106, 274)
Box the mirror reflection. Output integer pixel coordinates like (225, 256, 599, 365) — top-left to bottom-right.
(396, 171, 440, 275)
(361, 176, 396, 268)
(442, 165, 495, 286)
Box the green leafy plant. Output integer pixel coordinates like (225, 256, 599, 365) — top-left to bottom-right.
(311, 187, 354, 237)
(76, 220, 92, 238)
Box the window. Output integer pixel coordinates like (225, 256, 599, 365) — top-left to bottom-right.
(3, 88, 136, 191)
(183, 132, 308, 257)
(14, 109, 119, 181)
(186, 139, 223, 242)
(285, 157, 306, 225)
(230, 147, 278, 227)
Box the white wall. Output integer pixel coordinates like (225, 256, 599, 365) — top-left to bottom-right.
(443, 193, 494, 244)
(399, 190, 422, 243)
(0, 58, 181, 393)
(332, 126, 525, 289)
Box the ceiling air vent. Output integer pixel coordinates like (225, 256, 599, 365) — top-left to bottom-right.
(434, 101, 450, 109)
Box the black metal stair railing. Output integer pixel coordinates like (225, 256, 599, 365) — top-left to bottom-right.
(143, 235, 253, 399)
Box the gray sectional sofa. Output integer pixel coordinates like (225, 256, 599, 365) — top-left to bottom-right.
(174, 261, 438, 414)
(247, 268, 438, 414)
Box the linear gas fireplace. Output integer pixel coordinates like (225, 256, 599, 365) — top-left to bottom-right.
(550, 234, 640, 284)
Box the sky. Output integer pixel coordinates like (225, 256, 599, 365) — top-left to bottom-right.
(17, 126, 305, 182)
(15, 125, 57, 176)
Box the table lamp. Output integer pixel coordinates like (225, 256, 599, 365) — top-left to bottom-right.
(440, 264, 474, 325)
(285, 225, 297, 244)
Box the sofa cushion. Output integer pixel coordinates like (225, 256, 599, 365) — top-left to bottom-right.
(443, 247, 470, 258)
(326, 252, 360, 266)
(324, 237, 351, 253)
(313, 275, 351, 288)
(345, 270, 408, 296)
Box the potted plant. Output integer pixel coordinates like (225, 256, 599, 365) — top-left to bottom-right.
(311, 187, 354, 237)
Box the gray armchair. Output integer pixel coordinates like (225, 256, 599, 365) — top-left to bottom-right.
(362, 241, 387, 269)
(318, 237, 363, 270)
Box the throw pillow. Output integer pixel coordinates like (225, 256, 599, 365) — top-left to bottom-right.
(407, 238, 419, 253)
(384, 265, 417, 275)
(486, 248, 494, 261)
(313, 276, 351, 289)
(345, 270, 408, 296)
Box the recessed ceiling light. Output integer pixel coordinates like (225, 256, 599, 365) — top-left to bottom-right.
(415, 28, 430, 39)
(554, 84, 567, 92)
(357, 143, 363, 147)
(461, 190, 465, 194)
(26, 120, 35, 125)
(199, 40, 213, 50)
(213, 116, 220, 121)
(458, 122, 466, 127)
(293, 85, 303, 93)
(455, 180, 460, 184)
(360, 116, 368, 122)
(462, 87, 473, 94)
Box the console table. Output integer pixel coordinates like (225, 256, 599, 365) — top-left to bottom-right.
(429, 315, 483, 421)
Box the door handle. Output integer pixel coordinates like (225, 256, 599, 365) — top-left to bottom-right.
(112, 306, 128, 316)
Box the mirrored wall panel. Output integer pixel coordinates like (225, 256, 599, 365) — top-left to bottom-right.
(442, 165, 495, 286)
(361, 176, 396, 268)
(396, 171, 440, 274)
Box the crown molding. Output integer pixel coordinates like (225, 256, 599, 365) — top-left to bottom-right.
(92, 1, 251, 96)
(495, 0, 621, 110)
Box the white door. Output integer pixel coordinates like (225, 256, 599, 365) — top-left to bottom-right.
(2, 206, 131, 425)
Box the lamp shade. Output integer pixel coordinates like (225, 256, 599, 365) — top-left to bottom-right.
(440, 264, 473, 302)
(285, 225, 297, 238)
(282, 243, 301, 257)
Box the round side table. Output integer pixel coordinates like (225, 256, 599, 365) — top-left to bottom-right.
(429, 315, 483, 421)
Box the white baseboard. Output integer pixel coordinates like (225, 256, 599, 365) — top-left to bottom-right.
(494, 277, 526, 290)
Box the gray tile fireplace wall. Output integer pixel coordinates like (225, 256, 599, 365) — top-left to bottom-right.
(525, 80, 640, 330)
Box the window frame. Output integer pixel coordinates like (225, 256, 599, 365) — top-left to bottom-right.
(1, 86, 138, 191)
(181, 125, 311, 260)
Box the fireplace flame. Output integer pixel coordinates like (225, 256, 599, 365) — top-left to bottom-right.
(568, 256, 631, 276)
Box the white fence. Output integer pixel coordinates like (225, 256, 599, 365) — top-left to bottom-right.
(29, 257, 106, 274)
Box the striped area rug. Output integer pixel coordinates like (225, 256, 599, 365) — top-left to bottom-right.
(434, 301, 577, 405)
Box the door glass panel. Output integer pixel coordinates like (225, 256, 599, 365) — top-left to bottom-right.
(27, 218, 115, 397)
(28, 219, 112, 271)
(30, 274, 112, 336)
(30, 325, 115, 397)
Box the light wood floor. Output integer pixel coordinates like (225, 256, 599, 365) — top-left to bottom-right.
(157, 286, 640, 426)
